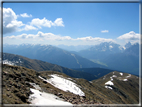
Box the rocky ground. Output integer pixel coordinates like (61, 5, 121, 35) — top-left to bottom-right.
(2, 64, 140, 106)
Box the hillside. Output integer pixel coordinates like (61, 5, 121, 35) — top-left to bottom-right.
(92, 71, 139, 104)
(3, 53, 97, 81)
(73, 68, 116, 79)
(2, 64, 140, 105)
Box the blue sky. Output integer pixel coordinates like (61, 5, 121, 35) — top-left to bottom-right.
(3, 2, 140, 46)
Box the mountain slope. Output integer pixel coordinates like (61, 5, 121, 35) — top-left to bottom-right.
(3, 44, 105, 69)
(92, 71, 139, 104)
(2, 64, 96, 105)
(2, 64, 140, 105)
(73, 68, 117, 79)
(3, 53, 98, 81)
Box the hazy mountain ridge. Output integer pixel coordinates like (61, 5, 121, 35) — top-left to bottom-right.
(76, 42, 139, 75)
(3, 53, 100, 81)
(78, 42, 125, 61)
(101, 43, 139, 75)
(3, 44, 105, 69)
(3, 64, 139, 105)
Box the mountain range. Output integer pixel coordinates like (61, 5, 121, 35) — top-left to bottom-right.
(3, 44, 105, 69)
(76, 42, 139, 75)
(3, 41, 139, 75)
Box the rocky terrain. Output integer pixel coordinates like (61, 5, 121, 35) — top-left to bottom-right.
(2, 64, 140, 106)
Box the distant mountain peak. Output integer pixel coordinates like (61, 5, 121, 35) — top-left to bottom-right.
(125, 41, 132, 49)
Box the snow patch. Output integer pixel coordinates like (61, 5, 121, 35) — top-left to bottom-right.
(123, 46, 126, 50)
(110, 77, 113, 81)
(29, 83, 41, 90)
(105, 81, 114, 85)
(123, 79, 128, 81)
(39, 74, 85, 96)
(120, 73, 123, 76)
(109, 45, 113, 49)
(2, 59, 23, 66)
(28, 88, 72, 106)
(112, 75, 117, 77)
(3, 60, 16, 65)
(105, 86, 113, 90)
(126, 74, 131, 78)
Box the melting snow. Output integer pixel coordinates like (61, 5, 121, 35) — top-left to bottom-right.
(39, 74, 85, 96)
(120, 73, 123, 76)
(123, 79, 128, 81)
(28, 88, 72, 106)
(112, 75, 117, 77)
(29, 83, 41, 90)
(105, 86, 113, 90)
(105, 81, 114, 85)
(2, 59, 23, 66)
(126, 74, 131, 78)
(3, 60, 15, 65)
(110, 77, 113, 81)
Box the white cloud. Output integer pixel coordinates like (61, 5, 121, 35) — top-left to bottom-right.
(6, 20, 24, 28)
(4, 31, 71, 41)
(3, 8, 25, 34)
(31, 18, 53, 28)
(76, 36, 115, 42)
(117, 31, 140, 40)
(2, 8, 64, 34)
(22, 25, 38, 31)
(30, 17, 64, 28)
(53, 18, 64, 27)
(20, 13, 32, 17)
(101, 30, 109, 33)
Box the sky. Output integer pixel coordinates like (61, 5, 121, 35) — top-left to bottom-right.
(2, 2, 140, 46)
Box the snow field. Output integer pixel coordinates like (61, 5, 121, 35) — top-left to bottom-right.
(28, 88, 73, 106)
(105, 81, 114, 85)
(39, 74, 85, 96)
(29, 82, 41, 90)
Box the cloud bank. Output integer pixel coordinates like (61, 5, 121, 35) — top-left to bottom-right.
(117, 31, 140, 40)
(4, 31, 115, 45)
